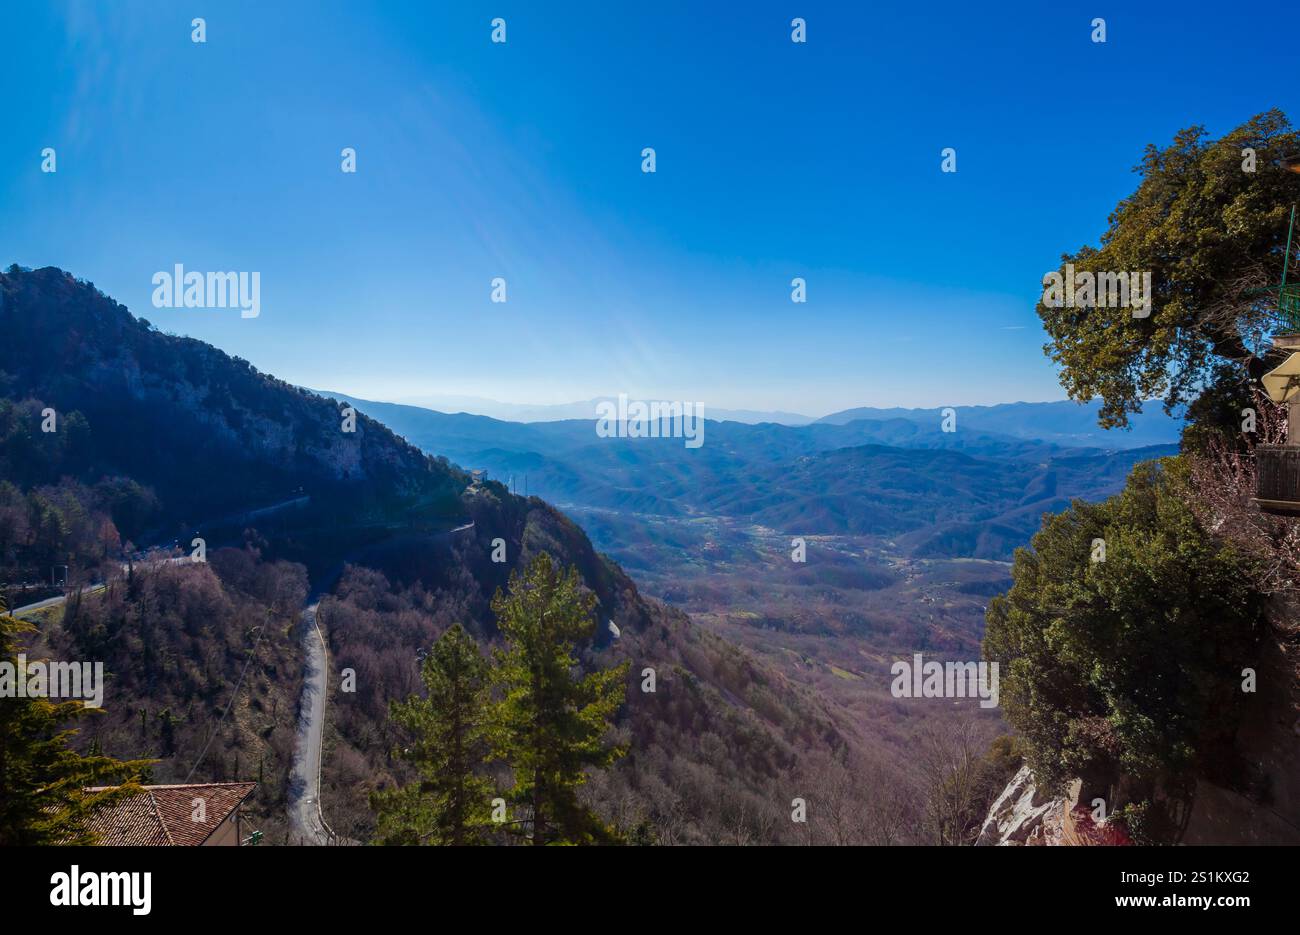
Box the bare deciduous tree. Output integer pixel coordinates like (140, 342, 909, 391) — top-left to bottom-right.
(917, 719, 985, 845)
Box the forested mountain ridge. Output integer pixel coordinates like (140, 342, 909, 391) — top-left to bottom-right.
(0, 266, 466, 533)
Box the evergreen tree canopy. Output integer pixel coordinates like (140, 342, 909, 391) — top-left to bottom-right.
(489, 553, 629, 845)
(983, 460, 1266, 795)
(372, 623, 494, 845)
(1039, 109, 1300, 429)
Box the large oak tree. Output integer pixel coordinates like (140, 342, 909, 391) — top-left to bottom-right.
(1040, 110, 1300, 430)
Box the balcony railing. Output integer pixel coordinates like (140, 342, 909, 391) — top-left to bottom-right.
(1255, 445, 1300, 514)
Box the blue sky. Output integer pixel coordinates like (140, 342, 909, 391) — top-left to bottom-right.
(2, 1, 1296, 417)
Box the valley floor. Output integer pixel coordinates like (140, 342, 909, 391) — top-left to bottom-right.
(566, 506, 1010, 782)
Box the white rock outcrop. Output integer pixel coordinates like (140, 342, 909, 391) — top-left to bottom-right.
(975, 764, 1066, 846)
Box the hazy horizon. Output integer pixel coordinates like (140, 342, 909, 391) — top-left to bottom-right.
(318, 386, 1184, 442)
(373, 389, 1148, 423)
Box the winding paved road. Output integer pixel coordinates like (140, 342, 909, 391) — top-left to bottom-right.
(284, 519, 475, 845)
(9, 556, 190, 619)
(287, 602, 334, 846)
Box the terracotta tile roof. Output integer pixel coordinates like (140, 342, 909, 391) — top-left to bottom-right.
(81, 789, 170, 846)
(82, 782, 257, 846)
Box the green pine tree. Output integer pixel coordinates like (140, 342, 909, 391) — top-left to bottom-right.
(488, 553, 629, 845)
(0, 597, 152, 845)
(372, 623, 495, 845)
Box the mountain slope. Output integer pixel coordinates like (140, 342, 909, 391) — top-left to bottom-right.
(0, 268, 466, 539)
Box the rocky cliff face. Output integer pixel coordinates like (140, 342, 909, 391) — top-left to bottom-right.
(976, 766, 1140, 846)
(976, 765, 1068, 845)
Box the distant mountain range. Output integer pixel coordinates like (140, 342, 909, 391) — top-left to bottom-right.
(387, 394, 818, 426)
(375, 394, 1184, 446)
(817, 400, 1184, 448)
(312, 390, 1179, 561)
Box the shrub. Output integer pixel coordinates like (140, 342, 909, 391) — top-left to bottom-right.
(983, 458, 1266, 794)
